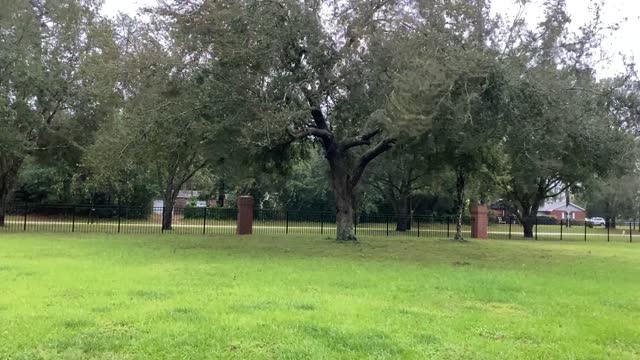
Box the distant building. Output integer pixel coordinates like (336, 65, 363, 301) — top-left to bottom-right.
(174, 190, 201, 209)
(538, 195, 586, 221)
(153, 191, 202, 214)
(489, 200, 510, 222)
(490, 195, 586, 223)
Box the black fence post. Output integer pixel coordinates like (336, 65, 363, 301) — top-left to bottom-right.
(584, 220, 587, 242)
(386, 215, 389, 237)
(117, 204, 122, 233)
(203, 207, 207, 235)
(72, 205, 76, 233)
(354, 213, 357, 236)
(161, 207, 165, 233)
(285, 210, 289, 234)
(417, 217, 420, 238)
(509, 217, 512, 240)
(447, 217, 450, 238)
(630, 221, 633, 243)
(607, 218, 610, 242)
(23, 202, 27, 231)
(535, 216, 538, 240)
(320, 213, 324, 235)
(560, 219, 563, 241)
(431, 215, 434, 238)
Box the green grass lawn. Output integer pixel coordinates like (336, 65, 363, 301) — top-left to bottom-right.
(0, 233, 639, 359)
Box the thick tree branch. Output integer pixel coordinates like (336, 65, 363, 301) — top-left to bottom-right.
(288, 126, 333, 142)
(340, 128, 381, 151)
(370, 174, 401, 192)
(177, 160, 208, 191)
(351, 137, 396, 187)
(310, 108, 329, 130)
(546, 182, 573, 199)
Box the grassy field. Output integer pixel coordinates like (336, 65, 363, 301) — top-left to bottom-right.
(0, 234, 639, 359)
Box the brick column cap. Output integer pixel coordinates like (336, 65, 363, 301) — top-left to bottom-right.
(238, 196, 254, 206)
(471, 205, 488, 214)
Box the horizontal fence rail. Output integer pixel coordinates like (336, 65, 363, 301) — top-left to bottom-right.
(0, 203, 637, 243)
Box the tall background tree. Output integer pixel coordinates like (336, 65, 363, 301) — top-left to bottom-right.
(497, 1, 635, 238)
(386, 0, 508, 241)
(0, 0, 119, 225)
(160, 0, 423, 240)
(84, 12, 247, 230)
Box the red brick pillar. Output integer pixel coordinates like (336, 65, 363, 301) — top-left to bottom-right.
(471, 206, 489, 239)
(237, 196, 254, 235)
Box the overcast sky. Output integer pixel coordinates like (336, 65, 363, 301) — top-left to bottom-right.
(101, 0, 639, 78)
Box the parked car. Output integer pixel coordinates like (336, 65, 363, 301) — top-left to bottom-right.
(586, 217, 606, 226)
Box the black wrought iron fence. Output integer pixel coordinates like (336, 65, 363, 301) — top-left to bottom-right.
(0, 203, 637, 243)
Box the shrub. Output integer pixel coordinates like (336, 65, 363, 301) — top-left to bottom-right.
(560, 219, 585, 227)
(17, 204, 150, 220)
(536, 215, 559, 225)
(183, 207, 237, 220)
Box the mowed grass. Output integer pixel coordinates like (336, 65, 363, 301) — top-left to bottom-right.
(0, 234, 639, 359)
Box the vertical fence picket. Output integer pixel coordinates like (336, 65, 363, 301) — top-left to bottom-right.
(386, 215, 389, 237)
(23, 203, 27, 232)
(354, 213, 357, 236)
(203, 207, 207, 235)
(161, 207, 165, 233)
(117, 204, 122, 234)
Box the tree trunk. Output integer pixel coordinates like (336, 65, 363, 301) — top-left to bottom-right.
(396, 211, 409, 232)
(395, 192, 410, 232)
(0, 157, 22, 227)
(336, 201, 355, 241)
(298, 108, 394, 242)
(331, 159, 356, 241)
(162, 204, 173, 231)
(217, 180, 225, 207)
(162, 191, 177, 231)
(0, 201, 5, 227)
(453, 171, 466, 241)
(523, 217, 535, 238)
(0, 192, 8, 227)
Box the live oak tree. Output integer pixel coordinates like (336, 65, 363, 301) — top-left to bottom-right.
(387, 0, 507, 241)
(581, 172, 640, 229)
(84, 14, 241, 231)
(430, 65, 507, 242)
(367, 143, 435, 232)
(162, 0, 412, 241)
(0, 0, 119, 225)
(499, 1, 634, 238)
(501, 63, 635, 238)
